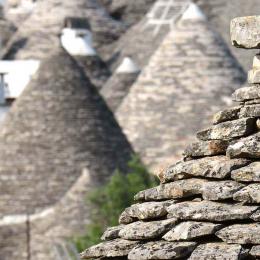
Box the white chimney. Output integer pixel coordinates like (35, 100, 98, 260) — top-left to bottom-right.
(61, 28, 97, 56)
(116, 57, 140, 74)
(181, 3, 207, 21)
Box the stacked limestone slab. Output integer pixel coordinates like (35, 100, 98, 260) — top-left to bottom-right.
(116, 3, 246, 170)
(81, 16, 260, 260)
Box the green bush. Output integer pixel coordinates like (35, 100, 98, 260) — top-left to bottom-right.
(74, 155, 158, 252)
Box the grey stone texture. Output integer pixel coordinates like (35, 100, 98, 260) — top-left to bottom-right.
(101, 72, 139, 112)
(231, 162, 260, 182)
(197, 118, 256, 141)
(233, 85, 260, 102)
(216, 224, 260, 244)
(227, 133, 260, 159)
(161, 156, 250, 183)
(118, 218, 177, 240)
(134, 179, 207, 201)
(212, 106, 241, 125)
(80, 239, 139, 259)
(163, 222, 222, 241)
(167, 201, 258, 222)
(0, 49, 133, 260)
(80, 14, 260, 260)
(116, 11, 245, 170)
(183, 140, 229, 158)
(0, 49, 133, 216)
(128, 241, 197, 260)
(233, 184, 260, 203)
(189, 243, 247, 260)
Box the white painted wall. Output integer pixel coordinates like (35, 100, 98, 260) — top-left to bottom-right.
(0, 60, 40, 98)
(61, 28, 97, 56)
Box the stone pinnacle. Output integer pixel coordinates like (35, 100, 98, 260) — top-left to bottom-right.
(231, 16, 260, 49)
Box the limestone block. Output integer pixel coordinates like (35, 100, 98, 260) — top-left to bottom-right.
(134, 179, 207, 201)
(250, 246, 260, 258)
(202, 181, 244, 201)
(248, 69, 260, 84)
(239, 104, 260, 118)
(231, 16, 260, 49)
(125, 201, 173, 220)
(251, 210, 260, 221)
(233, 184, 260, 203)
(80, 239, 139, 259)
(227, 133, 260, 159)
(216, 224, 260, 244)
(189, 243, 247, 260)
(101, 226, 124, 241)
(233, 85, 260, 102)
(197, 118, 256, 141)
(212, 107, 241, 124)
(183, 140, 228, 158)
(118, 218, 177, 240)
(128, 241, 197, 260)
(167, 201, 258, 222)
(163, 221, 222, 241)
(162, 156, 250, 183)
(119, 210, 136, 225)
(231, 162, 260, 182)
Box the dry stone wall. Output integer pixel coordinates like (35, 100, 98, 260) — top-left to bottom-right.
(80, 15, 260, 260)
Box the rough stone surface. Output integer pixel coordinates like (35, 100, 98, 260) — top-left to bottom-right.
(216, 224, 260, 244)
(227, 133, 260, 159)
(125, 201, 173, 220)
(118, 219, 177, 240)
(212, 107, 241, 125)
(239, 104, 260, 118)
(161, 156, 250, 183)
(101, 72, 139, 112)
(248, 69, 260, 84)
(80, 239, 139, 259)
(231, 162, 260, 182)
(119, 210, 136, 225)
(233, 184, 260, 203)
(197, 118, 256, 141)
(134, 179, 207, 201)
(202, 181, 244, 201)
(167, 201, 258, 221)
(250, 246, 260, 258)
(163, 221, 222, 241)
(183, 140, 229, 158)
(232, 85, 260, 102)
(101, 226, 124, 241)
(0, 49, 133, 216)
(116, 12, 245, 170)
(128, 241, 197, 260)
(251, 210, 260, 221)
(231, 16, 260, 49)
(189, 243, 247, 260)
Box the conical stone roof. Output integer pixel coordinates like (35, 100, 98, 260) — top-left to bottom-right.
(0, 48, 133, 216)
(2, 0, 125, 60)
(80, 15, 260, 260)
(105, 0, 190, 72)
(101, 57, 140, 112)
(116, 4, 246, 170)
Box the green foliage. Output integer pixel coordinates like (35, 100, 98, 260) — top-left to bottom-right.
(74, 155, 158, 252)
